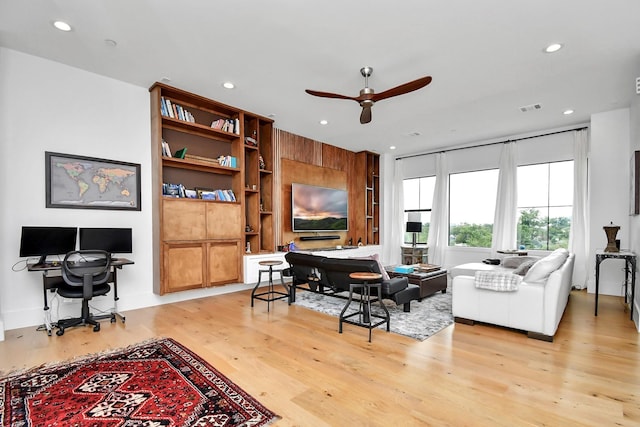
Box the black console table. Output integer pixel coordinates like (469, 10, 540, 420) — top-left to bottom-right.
(594, 250, 636, 319)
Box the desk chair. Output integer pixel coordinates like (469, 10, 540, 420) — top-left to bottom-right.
(56, 250, 114, 336)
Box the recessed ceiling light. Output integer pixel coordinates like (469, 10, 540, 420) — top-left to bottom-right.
(160, 77, 172, 83)
(544, 43, 563, 53)
(53, 21, 72, 32)
(319, 119, 328, 125)
(389, 146, 397, 150)
(563, 109, 574, 115)
(222, 82, 235, 89)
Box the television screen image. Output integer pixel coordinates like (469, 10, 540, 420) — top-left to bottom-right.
(19, 226, 78, 264)
(79, 227, 133, 255)
(292, 183, 348, 232)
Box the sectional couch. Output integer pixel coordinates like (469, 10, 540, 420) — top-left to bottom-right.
(283, 252, 421, 312)
(450, 248, 575, 341)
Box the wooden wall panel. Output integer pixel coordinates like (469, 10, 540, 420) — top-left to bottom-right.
(280, 158, 348, 249)
(276, 129, 322, 166)
(273, 128, 367, 250)
(322, 143, 353, 171)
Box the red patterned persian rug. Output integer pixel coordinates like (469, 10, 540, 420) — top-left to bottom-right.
(0, 337, 279, 426)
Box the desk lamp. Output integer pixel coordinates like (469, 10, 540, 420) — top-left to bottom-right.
(406, 212, 422, 248)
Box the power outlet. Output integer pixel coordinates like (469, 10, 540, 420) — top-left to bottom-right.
(636, 77, 640, 95)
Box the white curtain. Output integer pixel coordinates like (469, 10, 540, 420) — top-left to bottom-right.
(388, 159, 405, 265)
(427, 153, 449, 266)
(569, 129, 589, 289)
(491, 142, 518, 257)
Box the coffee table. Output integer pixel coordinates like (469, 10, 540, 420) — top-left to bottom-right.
(386, 266, 448, 300)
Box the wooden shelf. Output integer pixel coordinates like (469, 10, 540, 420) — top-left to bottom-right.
(150, 82, 273, 295)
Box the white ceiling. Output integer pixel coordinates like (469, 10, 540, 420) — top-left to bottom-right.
(1, 0, 639, 157)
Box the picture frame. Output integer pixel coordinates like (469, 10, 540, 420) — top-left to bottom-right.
(46, 151, 141, 211)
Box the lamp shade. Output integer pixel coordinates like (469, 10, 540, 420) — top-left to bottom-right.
(406, 212, 422, 232)
(407, 212, 421, 222)
(406, 222, 422, 232)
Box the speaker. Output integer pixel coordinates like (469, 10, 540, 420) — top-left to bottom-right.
(299, 235, 340, 241)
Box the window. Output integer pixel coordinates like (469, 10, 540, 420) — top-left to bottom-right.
(449, 169, 499, 247)
(517, 161, 573, 250)
(403, 176, 435, 245)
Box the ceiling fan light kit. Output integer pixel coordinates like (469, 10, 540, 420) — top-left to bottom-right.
(305, 67, 432, 124)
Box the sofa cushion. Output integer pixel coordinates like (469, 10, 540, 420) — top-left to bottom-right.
(513, 259, 538, 276)
(350, 254, 390, 280)
(523, 248, 569, 283)
(501, 256, 540, 269)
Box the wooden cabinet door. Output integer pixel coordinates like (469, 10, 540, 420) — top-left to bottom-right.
(163, 242, 206, 293)
(207, 241, 242, 285)
(163, 199, 207, 241)
(206, 203, 242, 239)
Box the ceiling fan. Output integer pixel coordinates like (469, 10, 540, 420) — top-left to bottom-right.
(305, 67, 432, 124)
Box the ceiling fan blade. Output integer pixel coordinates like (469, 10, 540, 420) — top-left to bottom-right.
(371, 76, 432, 102)
(305, 89, 359, 101)
(360, 105, 372, 124)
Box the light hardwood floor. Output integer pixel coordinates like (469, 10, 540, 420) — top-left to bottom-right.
(1, 288, 638, 426)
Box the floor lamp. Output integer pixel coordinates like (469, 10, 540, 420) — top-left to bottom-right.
(406, 212, 422, 248)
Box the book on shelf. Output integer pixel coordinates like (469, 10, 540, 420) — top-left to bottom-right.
(162, 183, 185, 198)
(174, 147, 187, 159)
(210, 118, 240, 134)
(160, 97, 195, 122)
(216, 155, 237, 167)
(161, 139, 173, 157)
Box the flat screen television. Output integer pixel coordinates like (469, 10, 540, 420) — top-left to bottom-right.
(19, 226, 78, 264)
(292, 183, 348, 232)
(79, 227, 133, 255)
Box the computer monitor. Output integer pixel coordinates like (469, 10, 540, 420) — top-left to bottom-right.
(19, 226, 78, 264)
(79, 227, 133, 256)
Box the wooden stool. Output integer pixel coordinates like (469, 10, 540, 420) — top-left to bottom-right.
(339, 272, 390, 342)
(251, 260, 290, 311)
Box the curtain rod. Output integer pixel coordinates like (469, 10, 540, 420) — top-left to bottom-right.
(395, 126, 588, 161)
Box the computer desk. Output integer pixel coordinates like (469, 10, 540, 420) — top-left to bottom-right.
(27, 258, 134, 335)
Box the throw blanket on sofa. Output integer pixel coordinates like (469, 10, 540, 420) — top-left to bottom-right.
(474, 271, 522, 292)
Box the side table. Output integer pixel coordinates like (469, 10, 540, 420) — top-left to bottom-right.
(595, 250, 636, 319)
(339, 272, 390, 342)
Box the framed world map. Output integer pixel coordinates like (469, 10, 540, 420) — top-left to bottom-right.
(45, 151, 141, 211)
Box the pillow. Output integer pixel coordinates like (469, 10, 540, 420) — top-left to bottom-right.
(513, 259, 538, 276)
(350, 254, 390, 281)
(523, 248, 569, 283)
(501, 256, 540, 269)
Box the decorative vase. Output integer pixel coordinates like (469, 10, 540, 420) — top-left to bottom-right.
(603, 222, 620, 252)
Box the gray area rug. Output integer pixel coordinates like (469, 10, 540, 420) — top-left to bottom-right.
(294, 289, 453, 341)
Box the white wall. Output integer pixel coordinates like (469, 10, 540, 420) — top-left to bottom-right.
(628, 65, 640, 330)
(0, 48, 256, 336)
(588, 109, 631, 297)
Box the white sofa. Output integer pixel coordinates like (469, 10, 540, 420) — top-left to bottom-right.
(451, 249, 575, 341)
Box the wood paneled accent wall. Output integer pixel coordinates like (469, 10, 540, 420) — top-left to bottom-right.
(274, 129, 367, 250)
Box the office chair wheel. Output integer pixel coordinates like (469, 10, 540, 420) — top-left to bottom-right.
(93, 324, 100, 332)
(110, 317, 116, 323)
(56, 328, 65, 336)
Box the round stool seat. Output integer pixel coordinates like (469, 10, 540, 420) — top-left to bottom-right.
(259, 260, 283, 267)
